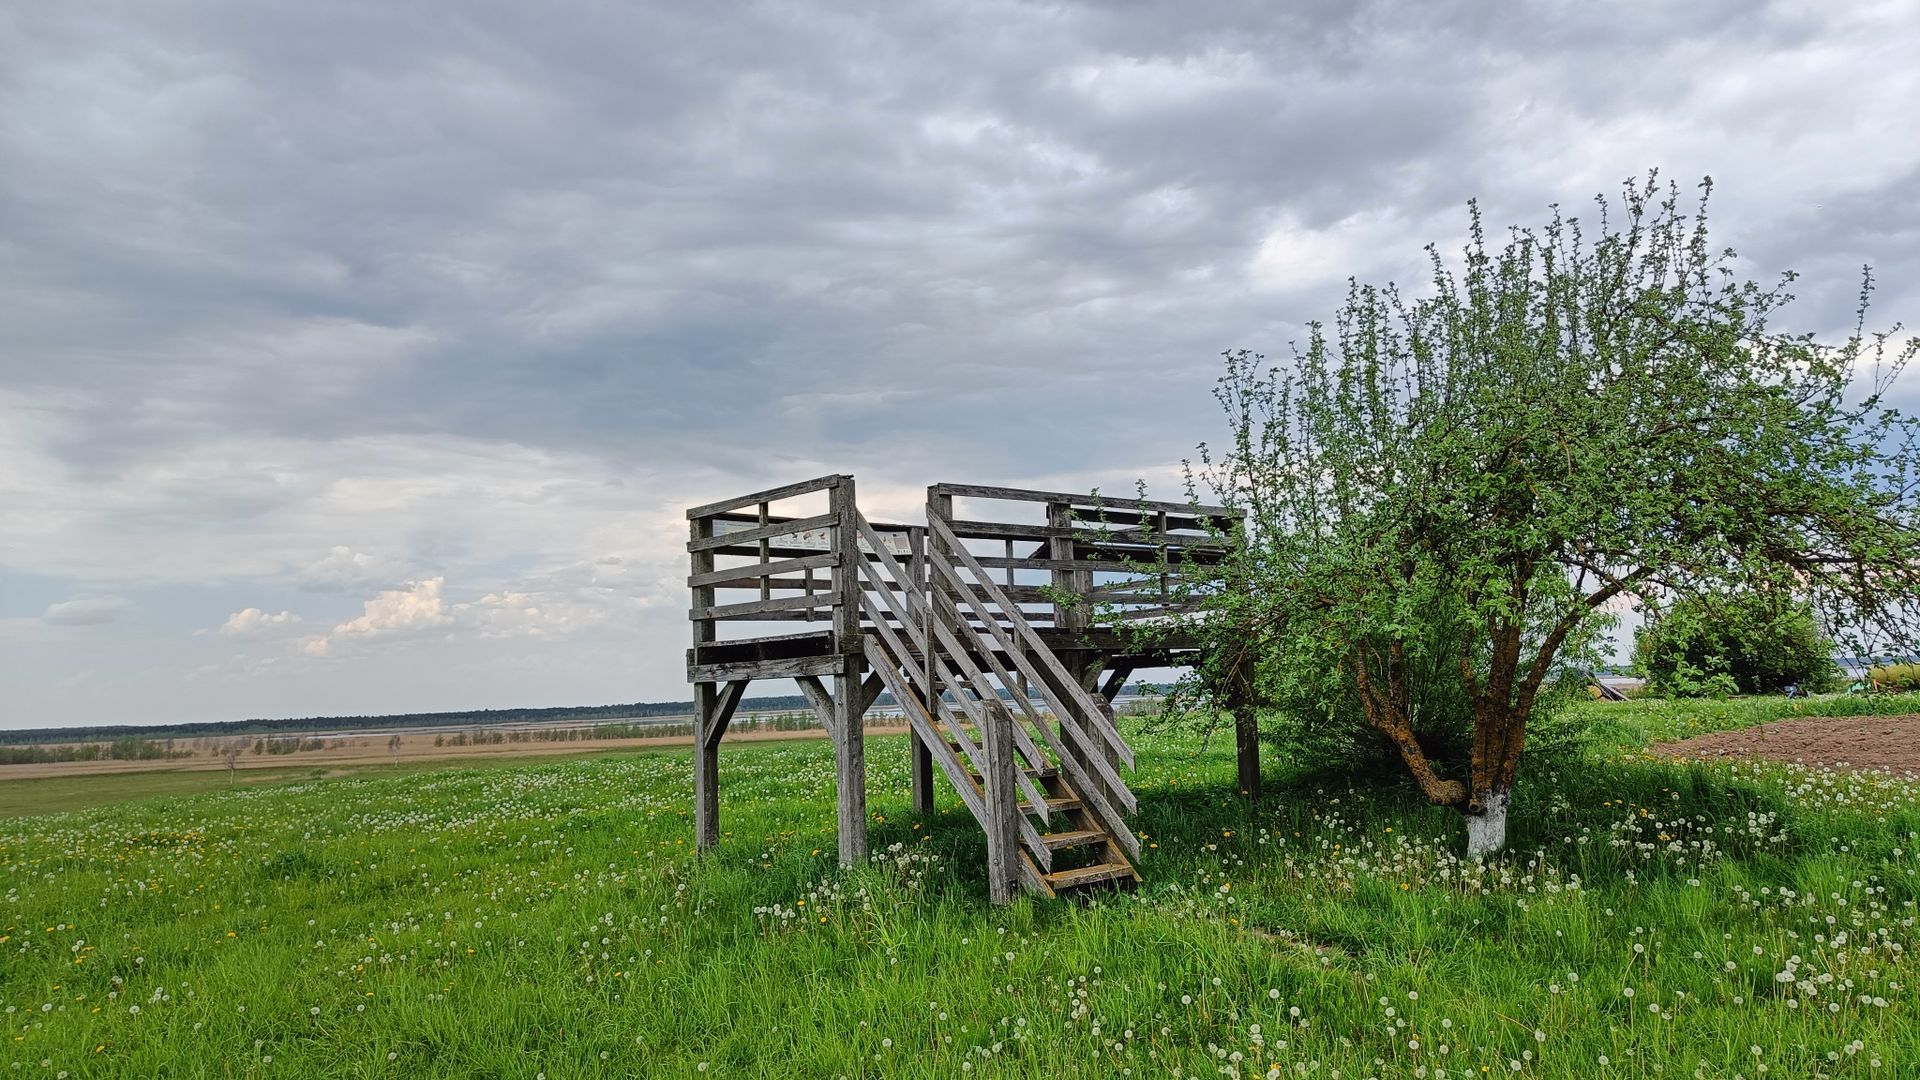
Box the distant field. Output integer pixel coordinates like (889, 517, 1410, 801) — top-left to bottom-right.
(0, 719, 911, 791)
(2, 693, 1916, 1077)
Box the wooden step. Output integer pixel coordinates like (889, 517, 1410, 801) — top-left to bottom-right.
(1044, 861, 1137, 891)
(1038, 829, 1107, 851)
(1040, 795, 1081, 813)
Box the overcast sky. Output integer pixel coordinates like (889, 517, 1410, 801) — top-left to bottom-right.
(3, 0, 1917, 729)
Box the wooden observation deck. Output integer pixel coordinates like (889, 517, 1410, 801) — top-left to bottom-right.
(686, 475, 1257, 903)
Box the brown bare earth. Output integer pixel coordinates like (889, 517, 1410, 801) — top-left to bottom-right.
(0, 724, 911, 782)
(1652, 713, 1920, 774)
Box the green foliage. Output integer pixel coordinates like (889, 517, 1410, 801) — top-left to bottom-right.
(1635, 591, 1841, 697)
(1170, 172, 1919, 819)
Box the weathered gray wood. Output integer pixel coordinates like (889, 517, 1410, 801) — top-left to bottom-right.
(686, 553, 842, 588)
(832, 653, 866, 867)
(1068, 506, 1237, 531)
(689, 653, 847, 684)
(1049, 503, 1093, 634)
(928, 554, 1140, 853)
(689, 592, 838, 622)
(929, 511, 1135, 770)
(863, 545, 1050, 820)
(693, 682, 720, 851)
(941, 517, 1231, 550)
(706, 679, 748, 749)
(757, 503, 772, 601)
(972, 555, 1150, 572)
(686, 474, 843, 520)
(686, 512, 841, 553)
(982, 699, 1020, 906)
(927, 555, 1131, 793)
(910, 729, 934, 813)
(863, 640, 987, 823)
(690, 628, 836, 651)
(929, 482, 1233, 518)
(830, 480, 867, 866)
(1099, 663, 1135, 702)
(794, 674, 836, 735)
(690, 513, 719, 853)
(920, 584, 1057, 821)
(705, 575, 852, 593)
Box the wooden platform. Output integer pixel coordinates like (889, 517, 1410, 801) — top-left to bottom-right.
(684, 474, 1257, 902)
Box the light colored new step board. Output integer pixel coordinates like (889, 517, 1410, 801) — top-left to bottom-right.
(1045, 862, 1137, 890)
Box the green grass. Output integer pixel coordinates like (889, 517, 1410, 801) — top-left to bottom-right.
(0, 751, 632, 819)
(3, 694, 1917, 1078)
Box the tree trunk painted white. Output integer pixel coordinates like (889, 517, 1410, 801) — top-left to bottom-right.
(1465, 789, 1510, 858)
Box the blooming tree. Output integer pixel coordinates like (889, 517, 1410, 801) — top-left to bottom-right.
(1186, 174, 1920, 854)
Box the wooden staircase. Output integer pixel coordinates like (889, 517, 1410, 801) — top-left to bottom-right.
(853, 506, 1141, 900)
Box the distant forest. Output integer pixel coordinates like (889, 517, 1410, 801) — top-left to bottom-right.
(0, 697, 813, 746)
(4, 682, 1166, 747)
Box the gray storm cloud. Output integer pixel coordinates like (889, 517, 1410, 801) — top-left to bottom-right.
(2, 0, 1915, 724)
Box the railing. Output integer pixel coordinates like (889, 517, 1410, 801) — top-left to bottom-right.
(925, 483, 1238, 632)
(856, 502, 1145, 897)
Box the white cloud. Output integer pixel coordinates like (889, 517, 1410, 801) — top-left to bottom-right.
(334, 577, 454, 639)
(219, 607, 302, 637)
(41, 594, 130, 626)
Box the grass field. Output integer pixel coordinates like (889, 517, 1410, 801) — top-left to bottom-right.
(3, 694, 1917, 1078)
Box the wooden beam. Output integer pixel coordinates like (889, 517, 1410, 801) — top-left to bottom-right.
(689, 592, 837, 622)
(690, 512, 719, 853)
(982, 700, 1020, 906)
(1099, 663, 1135, 702)
(910, 729, 934, 814)
(686, 474, 844, 520)
(705, 679, 748, 750)
(693, 682, 720, 851)
(686, 512, 840, 553)
(831, 478, 868, 867)
(794, 675, 836, 735)
(928, 481, 1234, 517)
(688, 653, 849, 684)
(686, 552, 839, 589)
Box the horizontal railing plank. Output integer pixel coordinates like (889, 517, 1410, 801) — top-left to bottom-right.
(686, 552, 840, 588)
(690, 592, 838, 621)
(687, 512, 840, 552)
(686, 475, 844, 520)
(929, 481, 1233, 517)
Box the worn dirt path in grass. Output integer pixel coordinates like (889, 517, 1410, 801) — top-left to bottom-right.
(1652, 713, 1920, 773)
(0, 724, 911, 781)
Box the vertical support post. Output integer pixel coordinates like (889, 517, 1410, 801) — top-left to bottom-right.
(689, 514, 720, 851)
(907, 524, 934, 815)
(1046, 501, 1092, 788)
(830, 476, 868, 866)
(983, 701, 1020, 905)
(1047, 502, 1092, 635)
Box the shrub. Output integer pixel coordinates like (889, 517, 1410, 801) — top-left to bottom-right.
(1635, 592, 1839, 697)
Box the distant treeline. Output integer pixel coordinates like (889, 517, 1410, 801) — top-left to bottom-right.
(0, 697, 814, 746)
(0, 737, 194, 765)
(6, 682, 1165, 748)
